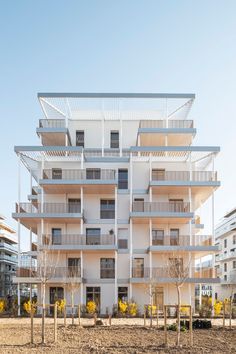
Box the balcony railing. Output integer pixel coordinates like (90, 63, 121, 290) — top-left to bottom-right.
(0, 242, 18, 253)
(42, 169, 116, 180)
(151, 171, 217, 182)
(83, 149, 130, 158)
(132, 201, 190, 213)
(16, 266, 81, 278)
(0, 255, 17, 263)
(39, 119, 66, 129)
(15, 203, 81, 214)
(152, 235, 213, 247)
(42, 233, 115, 246)
(132, 266, 214, 278)
(140, 120, 194, 129)
(219, 250, 236, 261)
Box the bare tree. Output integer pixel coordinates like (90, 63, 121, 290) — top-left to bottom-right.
(166, 253, 191, 346)
(37, 242, 60, 343)
(144, 277, 159, 326)
(226, 270, 236, 329)
(64, 265, 81, 325)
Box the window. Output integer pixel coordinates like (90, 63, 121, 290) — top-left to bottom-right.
(68, 198, 81, 213)
(152, 229, 164, 245)
(52, 228, 62, 245)
(110, 131, 119, 148)
(152, 169, 165, 181)
(86, 168, 101, 180)
(86, 228, 100, 245)
(133, 258, 144, 277)
(224, 275, 227, 281)
(233, 235, 236, 245)
(52, 168, 62, 179)
(100, 258, 115, 278)
(233, 260, 236, 269)
(224, 263, 227, 272)
(118, 287, 128, 302)
(68, 258, 81, 277)
(100, 199, 115, 219)
(224, 239, 227, 248)
(76, 130, 84, 147)
(118, 169, 128, 189)
(170, 229, 180, 246)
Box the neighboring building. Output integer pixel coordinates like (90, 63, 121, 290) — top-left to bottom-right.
(215, 208, 236, 301)
(13, 93, 220, 314)
(0, 216, 17, 297)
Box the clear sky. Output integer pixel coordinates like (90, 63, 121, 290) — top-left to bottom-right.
(0, 0, 236, 250)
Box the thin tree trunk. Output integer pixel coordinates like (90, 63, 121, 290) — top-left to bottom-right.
(72, 291, 74, 325)
(42, 282, 46, 344)
(176, 285, 181, 347)
(229, 297, 232, 330)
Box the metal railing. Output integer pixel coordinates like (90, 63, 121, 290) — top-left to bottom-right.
(151, 170, 217, 182)
(42, 233, 115, 246)
(132, 201, 190, 213)
(39, 119, 66, 129)
(16, 266, 81, 278)
(42, 169, 116, 180)
(152, 235, 212, 247)
(131, 266, 214, 278)
(219, 250, 236, 261)
(0, 242, 18, 253)
(16, 203, 82, 214)
(0, 254, 17, 262)
(83, 149, 130, 158)
(140, 120, 194, 129)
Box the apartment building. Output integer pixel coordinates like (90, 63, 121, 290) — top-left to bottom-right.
(13, 93, 220, 314)
(215, 208, 236, 301)
(0, 216, 17, 297)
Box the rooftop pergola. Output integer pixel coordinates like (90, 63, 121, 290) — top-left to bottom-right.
(38, 93, 195, 121)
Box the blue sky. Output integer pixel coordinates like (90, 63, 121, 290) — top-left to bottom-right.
(0, 0, 236, 250)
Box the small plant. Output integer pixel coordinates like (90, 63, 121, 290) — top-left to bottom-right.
(23, 300, 37, 315)
(180, 305, 190, 316)
(118, 300, 128, 315)
(0, 299, 5, 313)
(55, 299, 66, 314)
(86, 301, 96, 314)
(147, 305, 157, 316)
(127, 301, 137, 316)
(214, 300, 222, 316)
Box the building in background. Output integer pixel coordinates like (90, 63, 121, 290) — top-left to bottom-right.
(0, 216, 17, 297)
(215, 208, 236, 301)
(13, 93, 220, 314)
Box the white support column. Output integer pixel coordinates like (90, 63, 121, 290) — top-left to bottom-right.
(40, 157, 45, 246)
(114, 186, 118, 304)
(17, 158, 21, 316)
(80, 250, 83, 304)
(188, 187, 192, 246)
(80, 187, 84, 234)
(30, 227, 32, 302)
(199, 258, 202, 308)
(149, 153, 152, 183)
(129, 219, 133, 300)
(129, 154, 133, 212)
(129, 152, 133, 300)
(149, 219, 152, 284)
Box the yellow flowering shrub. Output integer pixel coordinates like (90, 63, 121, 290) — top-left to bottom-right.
(86, 300, 96, 314)
(23, 300, 37, 314)
(128, 302, 137, 316)
(0, 299, 5, 313)
(214, 300, 222, 315)
(147, 305, 157, 316)
(55, 299, 66, 313)
(118, 300, 128, 314)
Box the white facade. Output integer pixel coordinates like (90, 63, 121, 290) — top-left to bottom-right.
(13, 93, 220, 314)
(215, 208, 236, 301)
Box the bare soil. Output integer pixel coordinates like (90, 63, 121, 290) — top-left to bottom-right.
(0, 320, 235, 353)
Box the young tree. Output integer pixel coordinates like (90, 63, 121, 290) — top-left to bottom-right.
(37, 244, 60, 343)
(65, 265, 81, 325)
(226, 270, 236, 329)
(166, 253, 191, 346)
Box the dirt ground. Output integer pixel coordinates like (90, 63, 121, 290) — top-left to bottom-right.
(0, 318, 235, 353)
